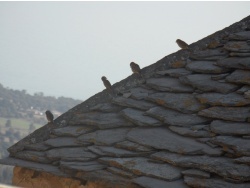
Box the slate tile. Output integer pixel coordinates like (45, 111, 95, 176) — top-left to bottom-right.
(107, 167, 135, 178)
(181, 169, 210, 178)
(184, 176, 250, 188)
(15, 150, 51, 164)
(198, 106, 250, 122)
(217, 57, 250, 69)
(210, 120, 250, 136)
(146, 107, 210, 127)
(234, 156, 250, 165)
(90, 103, 123, 112)
(77, 128, 130, 145)
(69, 112, 134, 129)
(133, 176, 188, 188)
(190, 48, 228, 60)
(24, 142, 51, 151)
(45, 147, 97, 161)
(52, 125, 96, 137)
(99, 157, 182, 181)
(60, 161, 106, 172)
(224, 41, 250, 52)
(169, 126, 214, 138)
(44, 137, 87, 147)
(180, 74, 239, 94)
(147, 93, 205, 114)
(156, 68, 192, 77)
(186, 60, 229, 74)
(146, 77, 194, 93)
(127, 127, 222, 156)
(236, 85, 250, 94)
(120, 108, 163, 127)
(152, 151, 250, 182)
(211, 73, 230, 81)
(226, 70, 250, 85)
(196, 93, 250, 107)
(115, 140, 154, 152)
(230, 52, 250, 57)
(229, 31, 250, 40)
(112, 97, 156, 111)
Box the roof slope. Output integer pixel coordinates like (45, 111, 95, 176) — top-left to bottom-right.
(1, 15, 250, 187)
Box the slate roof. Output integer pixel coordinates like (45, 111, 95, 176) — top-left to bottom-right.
(1, 16, 250, 188)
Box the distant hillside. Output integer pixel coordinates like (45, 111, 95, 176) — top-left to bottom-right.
(0, 83, 82, 121)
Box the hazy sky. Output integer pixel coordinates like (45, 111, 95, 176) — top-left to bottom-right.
(0, 2, 249, 100)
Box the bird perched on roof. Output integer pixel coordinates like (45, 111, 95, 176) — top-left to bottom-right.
(176, 39, 189, 50)
(130, 62, 142, 77)
(101, 76, 114, 95)
(45, 110, 54, 123)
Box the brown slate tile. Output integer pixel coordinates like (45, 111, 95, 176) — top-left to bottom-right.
(198, 106, 250, 122)
(146, 106, 210, 127)
(152, 151, 250, 182)
(147, 92, 205, 114)
(120, 108, 163, 127)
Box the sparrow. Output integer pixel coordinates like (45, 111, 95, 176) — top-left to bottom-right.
(45, 110, 54, 123)
(101, 76, 113, 92)
(176, 39, 189, 49)
(130, 62, 142, 77)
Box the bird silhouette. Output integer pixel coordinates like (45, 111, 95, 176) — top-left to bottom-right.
(101, 76, 114, 95)
(45, 110, 54, 123)
(176, 39, 189, 49)
(130, 62, 142, 77)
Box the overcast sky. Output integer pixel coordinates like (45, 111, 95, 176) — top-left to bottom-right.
(0, 1, 249, 100)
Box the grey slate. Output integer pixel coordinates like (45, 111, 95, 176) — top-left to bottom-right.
(217, 57, 250, 69)
(44, 137, 85, 147)
(224, 41, 250, 52)
(230, 52, 250, 57)
(190, 48, 228, 60)
(180, 74, 238, 94)
(60, 161, 106, 172)
(45, 147, 97, 161)
(237, 85, 250, 94)
(99, 157, 182, 181)
(156, 68, 192, 77)
(133, 176, 188, 188)
(87, 145, 148, 157)
(146, 77, 194, 93)
(107, 167, 135, 178)
(120, 108, 163, 127)
(211, 73, 230, 81)
(69, 112, 134, 129)
(127, 127, 221, 156)
(90, 103, 123, 112)
(226, 69, 250, 85)
(169, 126, 214, 138)
(196, 93, 250, 107)
(146, 106, 210, 127)
(210, 120, 250, 135)
(115, 140, 153, 152)
(234, 156, 250, 165)
(52, 125, 96, 137)
(24, 142, 51, 151)
(229, 31, 250, 40)
(198, 106, 250, 122)
(181, 169, 210, 178)
(77, 128, 130, 145)
(15, 150, 51, 164)
(152, 151, 250, 181)
(186, 61, 229, 74)
(147, 93, 205, 114)
(184, 176, 250, 188)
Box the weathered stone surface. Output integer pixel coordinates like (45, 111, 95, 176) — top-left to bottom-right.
(234, 156, 250, 165)
(99, 157, 182, 181)
(237, 85, 250, 94)
(180, 74, 238, 94)
(120, 108, 162, 127)
(45, 147, 97, 161)
(217, 57, 250, 69)
(146, 107, 210, 127)
(181, 169, 210, 178)
(198, 107, 250, 122)
(112, 97, 156, 111)
(211, 136, 250, 156)
(127, 127, 221, 156)
(70, 112, 133, 129)
(207, 40, 224, 49)
(224, 41, 250, 52)
(196, 93, 250, 107)
(226, 70, 250, 85)
(15, 151, 51, 164)
(44, 137, 86, 147)
(152, 151, 250, 181)
(133, 176, 188, 188)
(210, 120, 250, 136)
(169, 126, 214, 138)
(127, 87, 155, 100)
(77, 128, 130, 145)
(169, 60, 186, 68)
(190, 48, 228, 60)
(186, 61, 229, 74)
(24, 142, 51, 151)
(146, 77, 194, 93)
(52, 125, 96, 137)
(60, 161, 106, 172)
(87, 145, 149, 157)
(229, 31, 250, 40)
(211, 73, 230, 80)
(147, 93, 205, 114)
(107, 167, 135, 178)
(115, 140, 154, 152)
(244, 90, 250, 99)
(156, 68, 192, 77)
(90, 103, 123, 112)
(184, 176, 250, 188)
(230, 52, 250, 57)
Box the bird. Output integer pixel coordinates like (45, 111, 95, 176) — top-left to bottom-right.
(176, 39, 189, 49)
(101, 76, 113, 93)
(45, 110, 54, 123)
(130, 62, 142, 77)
